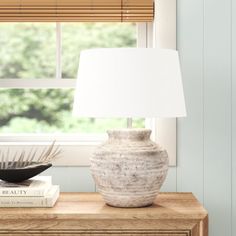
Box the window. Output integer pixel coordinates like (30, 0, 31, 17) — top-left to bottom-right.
(0, 2, 177, 167)
(0, 23, 146, 136)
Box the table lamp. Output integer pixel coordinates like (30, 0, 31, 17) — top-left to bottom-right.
(73, 48, 186, 208)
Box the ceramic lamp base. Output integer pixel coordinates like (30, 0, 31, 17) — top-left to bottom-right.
(90, 129, 169, 208)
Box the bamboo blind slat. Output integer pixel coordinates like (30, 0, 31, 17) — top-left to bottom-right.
(0, 0, 154, 22)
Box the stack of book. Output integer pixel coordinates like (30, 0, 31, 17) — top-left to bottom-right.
(0, 176, 59, 207)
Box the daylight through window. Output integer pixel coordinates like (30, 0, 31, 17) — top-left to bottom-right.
(0, 23, 145, 134)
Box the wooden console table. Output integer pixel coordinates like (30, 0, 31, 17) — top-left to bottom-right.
(0, 192, 208, 236)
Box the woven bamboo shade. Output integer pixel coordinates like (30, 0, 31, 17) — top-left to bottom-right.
(0, 0, 154, 22)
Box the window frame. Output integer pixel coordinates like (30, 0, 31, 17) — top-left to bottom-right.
(0, 7, 177, 167)
(0, 22, 151, 142)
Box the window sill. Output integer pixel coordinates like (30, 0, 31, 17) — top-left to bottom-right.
(0, 118, 177, 167)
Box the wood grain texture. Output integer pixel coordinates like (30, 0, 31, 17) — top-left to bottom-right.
(0, 233, 190, 236)
(0, 193, 207, 236)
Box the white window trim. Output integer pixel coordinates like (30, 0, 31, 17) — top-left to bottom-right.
(0, 0, 177, 167)
(153, 0, 177, 167)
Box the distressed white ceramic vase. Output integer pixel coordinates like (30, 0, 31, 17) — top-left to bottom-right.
(90, 129, 169, 208)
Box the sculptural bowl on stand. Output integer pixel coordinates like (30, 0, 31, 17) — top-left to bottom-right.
(90, 129, 169, 208)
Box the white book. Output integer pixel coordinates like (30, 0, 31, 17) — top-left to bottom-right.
(0, 176, 52, 196)
(0, 185, 59, 208)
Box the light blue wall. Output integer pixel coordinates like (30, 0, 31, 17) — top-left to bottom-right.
(45, 1, 235, 235)
(44, 167, 95, 192)
(177, 0, 234, 235)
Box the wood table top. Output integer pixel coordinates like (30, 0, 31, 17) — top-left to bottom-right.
(0, 192, 208, 221)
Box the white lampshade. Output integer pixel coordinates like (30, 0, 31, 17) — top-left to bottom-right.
(73, 48, 186, 118)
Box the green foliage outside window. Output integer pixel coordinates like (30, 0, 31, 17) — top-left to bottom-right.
(0, 23, 144, 134)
